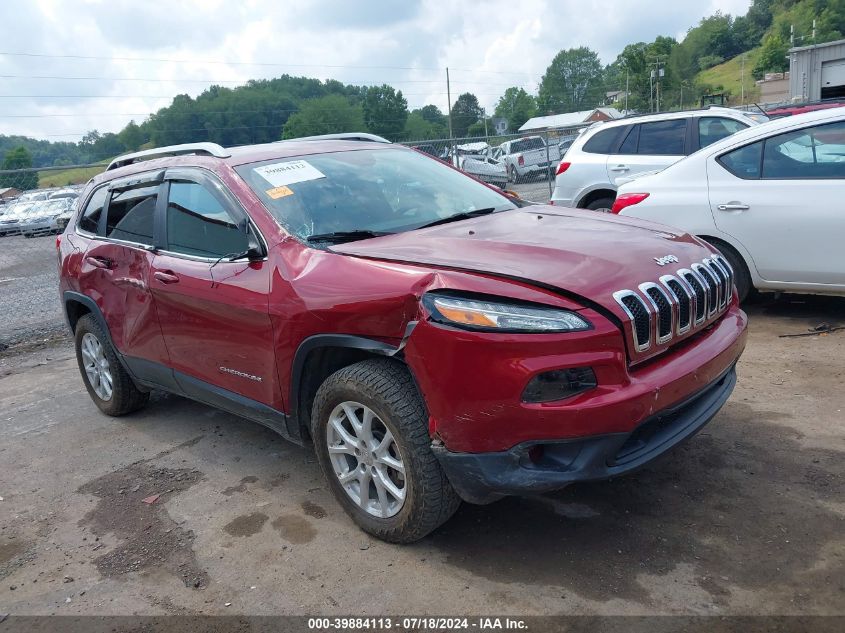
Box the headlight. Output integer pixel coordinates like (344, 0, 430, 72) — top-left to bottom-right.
(424, 294, 591, 333)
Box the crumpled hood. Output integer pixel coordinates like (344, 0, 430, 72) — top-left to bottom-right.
(331, 206, 716, 317)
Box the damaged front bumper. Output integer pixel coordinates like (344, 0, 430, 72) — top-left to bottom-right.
(433, 364, 737, 504)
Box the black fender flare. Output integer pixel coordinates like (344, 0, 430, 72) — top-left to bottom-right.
(62, 291, 135, 378)
(288, 323, 417, 424)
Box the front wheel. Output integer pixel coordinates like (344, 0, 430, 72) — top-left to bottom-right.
(312, 359, 461, 543)
(74, 314, 149, 416)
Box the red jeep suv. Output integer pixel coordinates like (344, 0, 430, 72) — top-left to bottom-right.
(58, 134, 747, 543)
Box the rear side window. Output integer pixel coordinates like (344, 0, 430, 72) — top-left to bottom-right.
(637, 119, 687, 155)
(166, 181, 249, 258)
(105, 185, 157, 246)
(761, 121, 845, 179)
(510, 137, 545, 153)
(718, 141, 763, 179)
(77, 187, 108, 234)
(582, 127, 625, 154)
(698, 117, 747, 149)
(618, 125, 639, 154)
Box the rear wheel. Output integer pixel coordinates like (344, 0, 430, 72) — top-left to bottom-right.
(508, 165, 520, 184)
(312, 359, 461, 543)
(585, 197, 615, 213)
(74, 314, 149, 416)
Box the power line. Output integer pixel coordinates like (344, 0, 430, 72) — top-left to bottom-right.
(0, 73, 518, 87)
(0, 51, 536, 76)
(0, 92, 506, 99)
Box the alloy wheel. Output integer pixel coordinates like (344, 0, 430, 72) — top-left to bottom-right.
(80, 332, 113, 401)
(326, 401, 407, 518)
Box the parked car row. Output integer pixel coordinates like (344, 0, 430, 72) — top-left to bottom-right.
(0, 187, 80, 237)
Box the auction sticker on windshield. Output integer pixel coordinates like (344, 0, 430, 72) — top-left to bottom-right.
(255, 160, 326, 187)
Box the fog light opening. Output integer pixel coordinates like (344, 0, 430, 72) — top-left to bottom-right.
(521, 366, 597, 403)
(527, 445, 545, 465)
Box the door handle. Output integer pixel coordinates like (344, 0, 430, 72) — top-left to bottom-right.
(85, 255, 113, 269)
(717, 203, 750, 211)
(153, 270, 180, 284)
(610, 165, 630, 172)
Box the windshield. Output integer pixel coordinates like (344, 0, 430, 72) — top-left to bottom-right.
(235, 147, 516, 242)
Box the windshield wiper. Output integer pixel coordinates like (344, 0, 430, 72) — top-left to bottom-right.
(306, 229, 394, 244)
(415, 207, 499, 230)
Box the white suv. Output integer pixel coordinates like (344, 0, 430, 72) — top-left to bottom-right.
(550, 107, 765, 212)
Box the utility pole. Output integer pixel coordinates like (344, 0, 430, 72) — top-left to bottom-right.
(446, 67, 454, 149)
(741, 53, 746, 105)
(624, 68, 629, 114)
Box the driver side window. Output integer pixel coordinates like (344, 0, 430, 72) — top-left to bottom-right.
(165, 181, 249, 258)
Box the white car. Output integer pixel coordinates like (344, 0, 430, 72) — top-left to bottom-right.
(613, 107, 845, 301)
(550, 107, 764, 212)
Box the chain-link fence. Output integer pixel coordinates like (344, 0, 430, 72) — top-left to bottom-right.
(399, 129, 567, 204)
(0, 164, 102, 349)
(0, 130, 571, 349)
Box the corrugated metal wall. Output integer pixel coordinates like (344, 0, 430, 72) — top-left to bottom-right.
(789, 40, 845, 101)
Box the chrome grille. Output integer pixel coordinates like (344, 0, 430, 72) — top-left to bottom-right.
(613, 256, 734, 358)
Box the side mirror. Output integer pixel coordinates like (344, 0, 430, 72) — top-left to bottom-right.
(246, 231, 265, 260)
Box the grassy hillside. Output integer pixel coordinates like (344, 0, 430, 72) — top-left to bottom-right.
(38, 164, 106, 188)
(696, 48, 763, 105)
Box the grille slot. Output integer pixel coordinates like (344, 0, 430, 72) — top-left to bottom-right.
(614, 291, 651, 351)
(694, 264, 719, 315)
(710, 257, 733, 304)
(681, 270, 706, 323)
(642, 283, 673, 342)
(706, 259, 729, 309)
(662, 276, 691, 333)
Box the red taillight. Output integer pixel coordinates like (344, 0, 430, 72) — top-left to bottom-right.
(555, 161, 571, 176)
(517, 155, 525, 167)
(611, 193, 650, 214)
(56, 235, 62, 250)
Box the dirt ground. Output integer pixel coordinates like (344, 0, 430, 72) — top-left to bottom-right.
(0, 295, 843, 616)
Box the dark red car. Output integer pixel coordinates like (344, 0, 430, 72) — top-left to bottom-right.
(58, 135, 747, 542)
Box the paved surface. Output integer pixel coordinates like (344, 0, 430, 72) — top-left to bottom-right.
(0, 234, 64, 348)
(1, 295, 843, 616)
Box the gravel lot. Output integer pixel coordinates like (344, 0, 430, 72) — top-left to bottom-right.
(1, 294, 843, 616)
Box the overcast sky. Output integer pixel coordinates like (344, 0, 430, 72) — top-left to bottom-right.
(0, 0, 751, 142)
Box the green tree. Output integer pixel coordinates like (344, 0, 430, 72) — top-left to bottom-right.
(450, 93, 483, 137)
(118, 120, 145, 152)
(537, 47, 605, 114)
(362, 84, 408, 139)
(281, 94, 365, 139)
(403, 110, 446, 140)
(753, 33, 789, 78)
(419, 104, 447, 127)
(1, 146, 38, 190)
(494, 87, 537, 132)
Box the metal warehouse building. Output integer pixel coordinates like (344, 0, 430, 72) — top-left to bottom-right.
(789, 38, 845, 101)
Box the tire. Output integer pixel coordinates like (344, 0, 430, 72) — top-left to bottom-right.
(508, 165, 520, 184)
(74, 314, 149, 416)
(706, 239, 753, 303)
(585, 197, 615, 213)
(312, 359, 461, 543)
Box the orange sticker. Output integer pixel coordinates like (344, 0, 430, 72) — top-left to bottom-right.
(266, 185, 294, 199)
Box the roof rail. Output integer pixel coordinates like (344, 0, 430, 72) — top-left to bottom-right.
(277, 132, 391, 144)
(107, 142, 231, 171)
